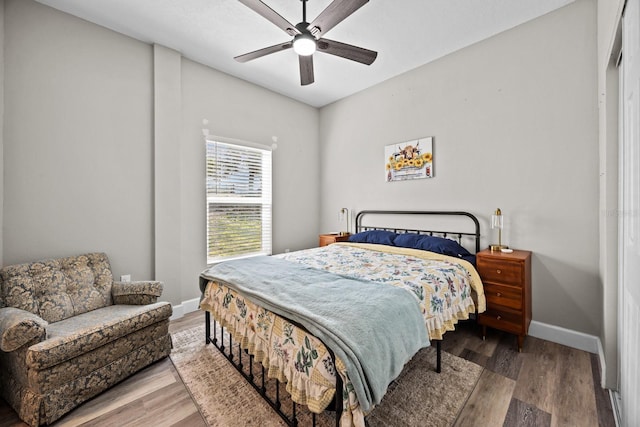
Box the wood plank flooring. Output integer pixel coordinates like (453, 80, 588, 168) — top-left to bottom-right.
(0, 311, 616, 426)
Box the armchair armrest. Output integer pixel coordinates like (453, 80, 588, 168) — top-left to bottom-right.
(0, 307, 48, 352)
(112, 281, 164, 305)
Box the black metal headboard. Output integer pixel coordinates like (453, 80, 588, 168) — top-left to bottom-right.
(354, 210, 481, 253)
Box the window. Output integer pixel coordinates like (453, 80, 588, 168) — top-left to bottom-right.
(206, 139, 272, 263)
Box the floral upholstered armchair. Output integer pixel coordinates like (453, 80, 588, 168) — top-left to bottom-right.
(0, 253, 173, 426)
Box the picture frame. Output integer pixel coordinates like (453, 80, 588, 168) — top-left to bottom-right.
(385, 137, 434, 182)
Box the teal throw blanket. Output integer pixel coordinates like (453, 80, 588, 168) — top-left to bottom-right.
(200, 256, 429, 412)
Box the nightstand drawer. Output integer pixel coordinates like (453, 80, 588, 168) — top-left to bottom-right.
(484, 283, 522, 310)
(477, 258, 523, 286)
(479, 307, 522, 335)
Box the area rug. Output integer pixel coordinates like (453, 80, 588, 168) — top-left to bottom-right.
(170, 325, 483, 426)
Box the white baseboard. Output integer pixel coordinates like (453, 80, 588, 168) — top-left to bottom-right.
(597, 338, 607, 388)
(528, 320, 600, 354)
(610, 389, 622, 427)
(169, 297, 200, 320)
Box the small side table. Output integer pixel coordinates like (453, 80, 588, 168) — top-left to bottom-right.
(476, 248, 532, 351)
(319, 233, 350, 247)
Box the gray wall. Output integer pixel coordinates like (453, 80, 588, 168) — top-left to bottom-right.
(319, 0, 600, 335)
(3, 0, 154, 278)
(2, 0, 320, 306)
(179, 58, 320, 303)
(1, 0, 609, 345)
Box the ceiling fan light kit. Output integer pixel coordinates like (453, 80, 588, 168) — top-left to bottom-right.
(293, 33, 316, 56)
(236, 0, 377, 86)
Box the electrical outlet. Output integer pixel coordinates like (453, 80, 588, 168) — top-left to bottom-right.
(120, 274, 131, 282)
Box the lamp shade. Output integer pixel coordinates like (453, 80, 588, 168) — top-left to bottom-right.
(339, 208, 350, 235)
(489, 208, 507, 251)
(491, 208, 503, 229)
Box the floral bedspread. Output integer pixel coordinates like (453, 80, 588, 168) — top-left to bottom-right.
(199, 243, 484, 427)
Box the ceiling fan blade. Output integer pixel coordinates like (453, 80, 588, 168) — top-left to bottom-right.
(308, 0, 368, 38)
(234, 41, 293, 63)
(299, 55, 314, 86)
(317, 38, 377, 65)
(238, 0, 299, 36)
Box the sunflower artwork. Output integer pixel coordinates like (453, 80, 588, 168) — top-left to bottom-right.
(385, 137, 434, 182)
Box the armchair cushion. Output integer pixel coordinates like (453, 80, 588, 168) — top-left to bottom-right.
(26, 302, 172, 370)
(28, 321, 170, 394)
(112, 281, 163, 305)
(0, 307, 48, 352)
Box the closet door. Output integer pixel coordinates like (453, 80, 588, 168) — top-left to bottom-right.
(620, 0, 640, 425)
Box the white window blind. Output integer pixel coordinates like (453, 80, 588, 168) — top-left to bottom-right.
(206, 140, 272, 263)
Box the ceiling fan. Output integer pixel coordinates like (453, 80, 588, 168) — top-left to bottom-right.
(235, 0, 378, 86)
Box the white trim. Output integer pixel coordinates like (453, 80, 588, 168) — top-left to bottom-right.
(205, 134, 273, 152)
(528, 320, 600, 354)
(598, 337, 607, 388)
(610, 389, 622, 427)
(169, 297, 200, 320)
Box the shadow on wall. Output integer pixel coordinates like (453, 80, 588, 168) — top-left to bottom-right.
(532, 253, 601, 336)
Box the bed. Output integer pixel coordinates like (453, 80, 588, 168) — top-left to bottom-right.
(198, 210, 485, 427)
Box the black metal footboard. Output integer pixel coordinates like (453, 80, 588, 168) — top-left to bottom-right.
(203, 310, 443, 426)
(204, 310, 343, 427)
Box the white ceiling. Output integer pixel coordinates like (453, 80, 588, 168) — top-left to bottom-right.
(34, 0, 574, 108)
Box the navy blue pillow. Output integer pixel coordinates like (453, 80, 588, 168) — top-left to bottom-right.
(416, 235, 472, 259)
(393, 233, 426, 249)
(395, 233, 472, 259)
(348, 230, 397, 245)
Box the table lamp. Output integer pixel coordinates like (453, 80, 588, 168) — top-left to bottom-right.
(339, 208, 350, 236)
(490, 208, 508, 251)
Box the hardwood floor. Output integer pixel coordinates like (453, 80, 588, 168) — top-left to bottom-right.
(0, 314, 206, 427)
(0, 311, 616, 427)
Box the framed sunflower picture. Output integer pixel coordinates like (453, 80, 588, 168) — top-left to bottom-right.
(385, 137, 434, 182)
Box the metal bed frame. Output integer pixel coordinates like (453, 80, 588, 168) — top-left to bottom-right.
(203, 311, 341, 427)
(354, 210, 481, 253)
(202, 210, 481, 427)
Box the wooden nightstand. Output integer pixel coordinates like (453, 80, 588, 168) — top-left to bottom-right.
(476, 248, 532, 351)
(318, 233, 350, 247)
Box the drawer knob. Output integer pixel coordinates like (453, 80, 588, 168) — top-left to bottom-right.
(496, 269, 502, 274)
(497, 315, 502, 320)
(497, 292, 502, 297)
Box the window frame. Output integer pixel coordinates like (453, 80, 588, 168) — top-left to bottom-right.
(205, 137, 272, 264)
